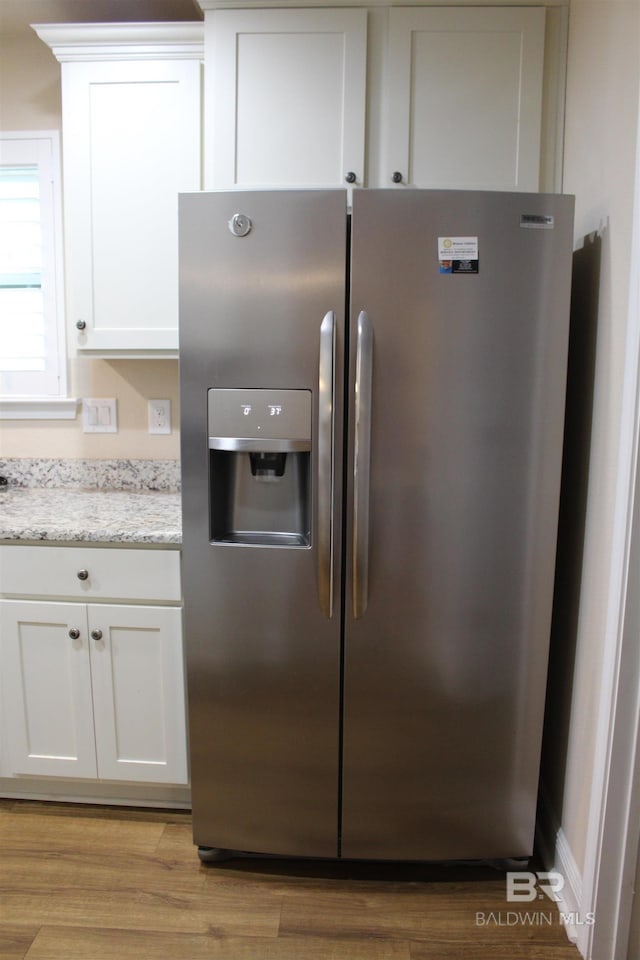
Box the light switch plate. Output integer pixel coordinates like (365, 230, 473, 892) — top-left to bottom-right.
(148, 399, 171, 435)
(83, 398, 117, 433)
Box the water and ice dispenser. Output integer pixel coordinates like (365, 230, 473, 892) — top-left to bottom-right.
(208, 389, 311, 547)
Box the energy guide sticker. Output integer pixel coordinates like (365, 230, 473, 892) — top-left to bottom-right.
(438, 237, 479, 274)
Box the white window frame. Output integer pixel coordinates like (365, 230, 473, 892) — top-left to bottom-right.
(0, 131, 76, 419)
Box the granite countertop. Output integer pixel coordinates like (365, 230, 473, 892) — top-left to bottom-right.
(0, 487, 181, 544)
(0, 459, 182, 545)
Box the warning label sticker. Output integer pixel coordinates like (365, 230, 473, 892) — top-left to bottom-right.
(438, 236, 479, 274)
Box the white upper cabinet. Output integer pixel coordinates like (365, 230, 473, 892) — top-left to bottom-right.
(204, 8, 367, 189)
(34, 24, 203, 355)
(383, 7, 545, 191)
(203, 5, 548, 194)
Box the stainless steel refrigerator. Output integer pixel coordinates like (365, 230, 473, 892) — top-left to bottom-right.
(179, 188, 574, 863)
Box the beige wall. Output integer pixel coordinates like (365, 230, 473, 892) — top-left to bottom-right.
(0, 33, 61, 130)
(0, 30, 181, 460)
(545, 0, 640, 875)
(1, 359, 181, 459)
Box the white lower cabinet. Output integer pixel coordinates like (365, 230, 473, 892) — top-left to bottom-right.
(0, 600, 187, 785)
(0, 545, 188, 792)
(89, 604, 186, 784)
(1, 601, 97, 779)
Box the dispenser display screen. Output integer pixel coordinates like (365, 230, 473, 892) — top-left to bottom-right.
(207, 388, 312, 451)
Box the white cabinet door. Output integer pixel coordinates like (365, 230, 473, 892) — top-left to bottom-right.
(0, 600, 97, 778)
(384, 7, 545, 191)
(88, 604, 188, 785)
(205, 8, 366, 189)
(1, 599, 187, 786)
(61, 58, 201, 353)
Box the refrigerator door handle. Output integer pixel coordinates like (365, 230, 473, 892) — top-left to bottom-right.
(353, 310, 373, 619)
(318, 310, 336, 618)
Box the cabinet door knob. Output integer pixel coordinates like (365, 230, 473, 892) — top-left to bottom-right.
(345, 171, 357, 184)
(76, 319, 87, 330)
(68, 628, 81, 640)
(91, 629, 103, 642)
(77, 569, 89, 581)
(391, 171, 403, 184)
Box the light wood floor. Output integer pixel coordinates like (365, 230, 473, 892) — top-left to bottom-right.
(0, 799, 581, 959)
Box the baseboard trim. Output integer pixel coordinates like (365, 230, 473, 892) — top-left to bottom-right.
(0, 776, 191, 809)
(538, 783, 586, 950)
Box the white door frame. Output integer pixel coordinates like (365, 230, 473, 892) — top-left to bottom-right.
(578, 93, 640, 960)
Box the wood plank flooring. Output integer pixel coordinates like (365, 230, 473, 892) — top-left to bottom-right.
(0, 799, 581, 959)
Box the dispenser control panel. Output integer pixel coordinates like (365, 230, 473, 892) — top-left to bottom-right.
(208, 389, 312, 452)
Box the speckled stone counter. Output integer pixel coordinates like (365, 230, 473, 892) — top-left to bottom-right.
(0, 459, 182, 545)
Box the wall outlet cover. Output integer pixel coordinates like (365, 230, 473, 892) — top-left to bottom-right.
(148, 399, 171, 435)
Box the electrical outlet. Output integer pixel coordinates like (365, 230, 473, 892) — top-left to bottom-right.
(83, 398, 117, 433)
(148, 399, 171, 435)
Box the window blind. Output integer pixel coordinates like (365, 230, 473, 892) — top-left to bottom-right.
(0, 134, 65, 398)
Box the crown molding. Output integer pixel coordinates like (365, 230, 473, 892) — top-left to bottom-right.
(31, 22, 204, 62)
